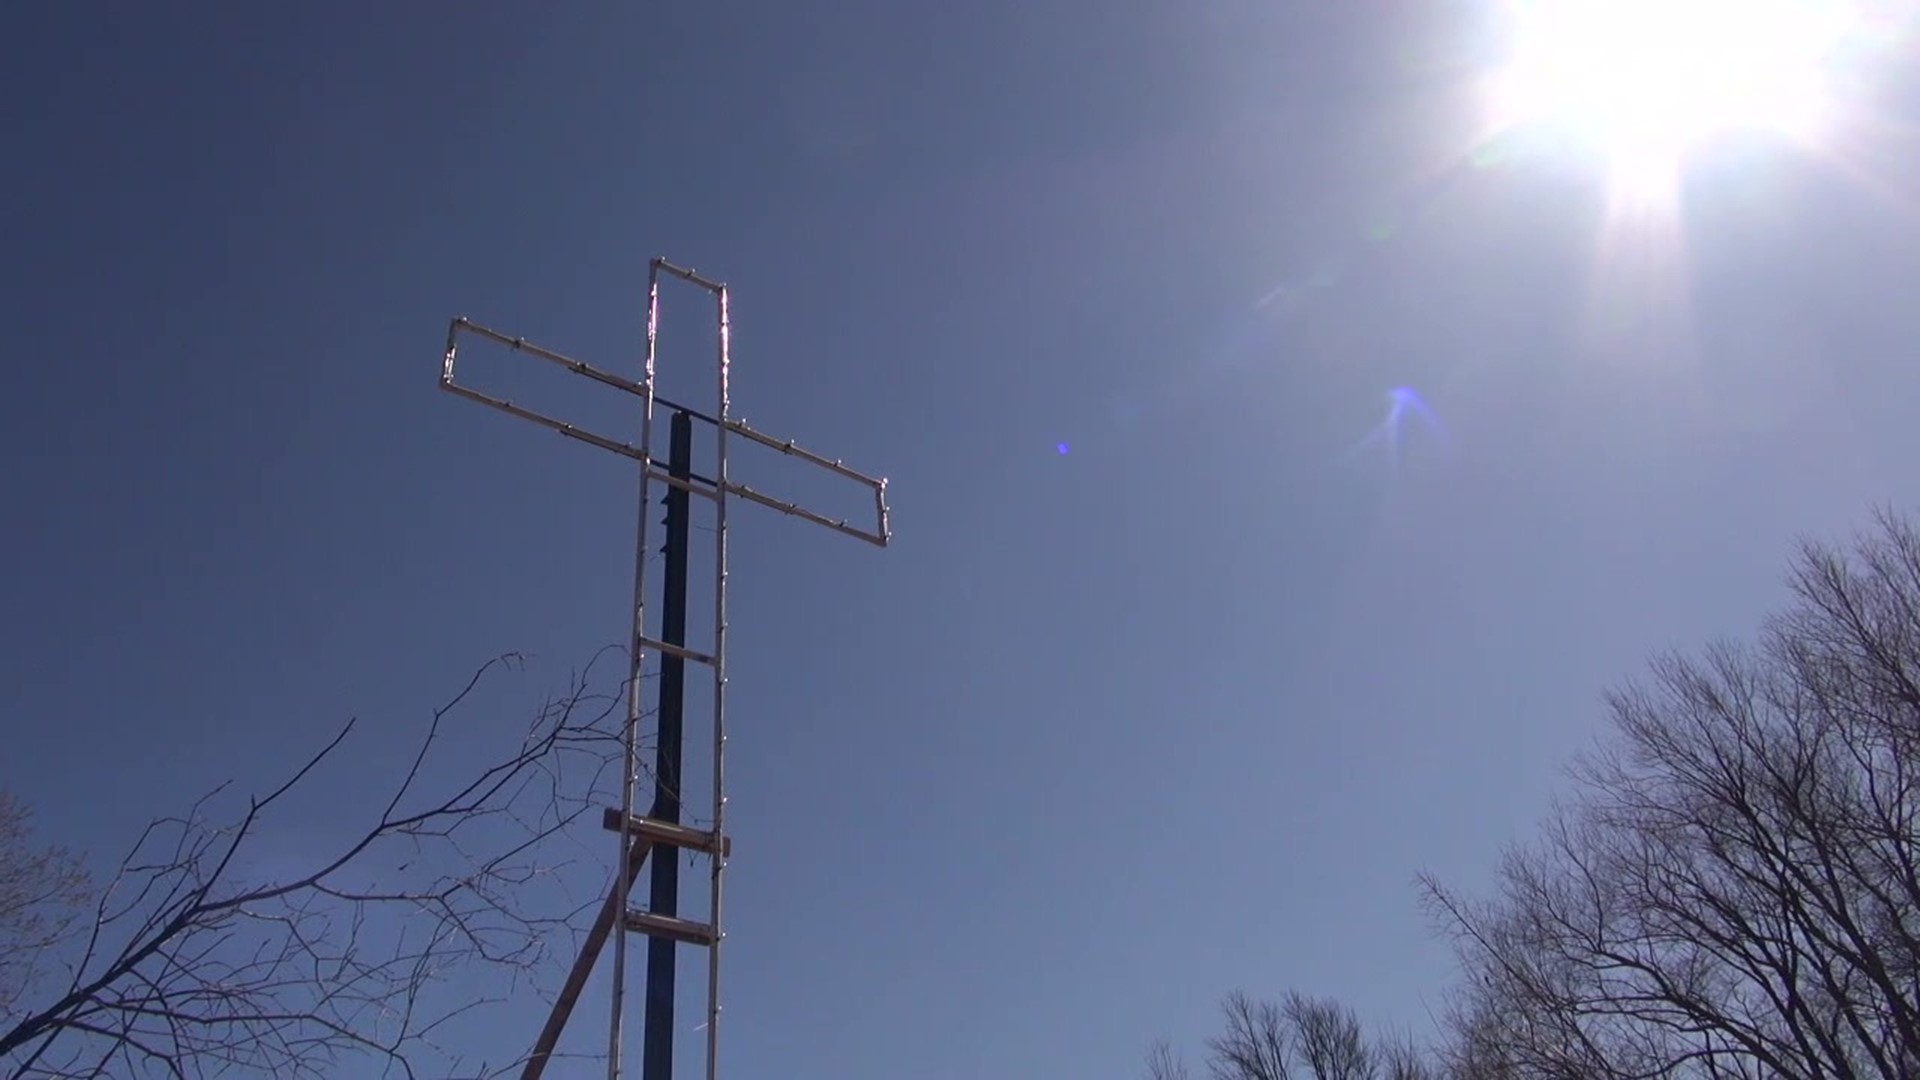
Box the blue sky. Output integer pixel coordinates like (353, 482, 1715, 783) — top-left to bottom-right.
(4, 2, 1918, 1078)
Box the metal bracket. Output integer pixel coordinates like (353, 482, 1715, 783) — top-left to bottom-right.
(602, 808, 731, 858)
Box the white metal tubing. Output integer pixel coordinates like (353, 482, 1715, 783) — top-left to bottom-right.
(441, 318, 894, 547)
(442, 321, 461, 385)
(645, 467, 722, 502)
(440, 319, 652, 461)
(705, 285, 732, 1080)
(652, 256, 725, 293)
(718, 419, 890, 546)
(608, 269, 663, 1080)
(721, 481, 887, 547)
(721, 418, 885, 487)
(439, 381, 648, 461)
(452, 317, 652, 400)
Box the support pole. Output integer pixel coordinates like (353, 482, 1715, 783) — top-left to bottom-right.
(642, 410, 693, 1080)
(520, 839, 651, 1080)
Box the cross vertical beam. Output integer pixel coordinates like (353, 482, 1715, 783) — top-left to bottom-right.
(643, 411, 693, 1080)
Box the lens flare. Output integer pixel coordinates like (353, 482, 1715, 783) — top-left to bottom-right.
(1487, 0, 1857, 190)
(1343, 386, 1447, 474)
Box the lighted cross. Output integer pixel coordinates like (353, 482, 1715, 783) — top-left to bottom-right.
(437, 257, 890, 1080)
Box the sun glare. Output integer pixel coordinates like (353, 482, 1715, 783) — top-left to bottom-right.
(1454, 0, 1897, 365)
(1490, 0, 1853, 175)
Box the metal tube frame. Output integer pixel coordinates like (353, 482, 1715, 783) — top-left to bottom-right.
(438, 255, 892, 1080)
(441, 316, 889, 548)
(606, 270, 662, 1080)
(706, 278, 731, 1080)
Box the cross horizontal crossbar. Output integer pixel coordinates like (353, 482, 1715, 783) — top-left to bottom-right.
(439, 317, 891, 546)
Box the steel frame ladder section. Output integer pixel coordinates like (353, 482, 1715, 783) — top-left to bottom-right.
(437, 256, 890, 1080)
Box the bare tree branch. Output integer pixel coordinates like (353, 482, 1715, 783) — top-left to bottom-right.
(0, 796, 89, 1027)
(1195, 991, 1410, 1080)
(2, 648, 639, 1079)
(1148, 1037, 1191, 1080)
(1209, 991, 1294, 1080)
(1284, 992, 1376, 1080)
(1422, 509, 1920, 1079)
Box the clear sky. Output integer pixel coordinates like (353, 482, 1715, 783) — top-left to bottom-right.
(4, 3, 1918, 1078)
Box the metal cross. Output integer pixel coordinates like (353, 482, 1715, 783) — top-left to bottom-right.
(438, 257, 890, 1080)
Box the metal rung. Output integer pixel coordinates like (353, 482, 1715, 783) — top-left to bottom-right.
(647, 467, 722, 501)
(636, 635, 713, 666)
(601, 808, 731, 857)
(623, 909, 720, 948)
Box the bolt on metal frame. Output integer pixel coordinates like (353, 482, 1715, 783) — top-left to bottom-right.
(438, 256, 890, 1080)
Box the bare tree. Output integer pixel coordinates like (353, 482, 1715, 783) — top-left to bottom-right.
(1376, 1033, 1437, 1080)
(1284, 993, 1375, 1080)
(0, 795, 89, 1024)
(1188, 990, 1418, 1080)
(1, 650, 630, 1079)
(1423, 508, 1920, 1079)
(1147, 1037, 1191, 1080)
(1208, 991, 1295, 1080)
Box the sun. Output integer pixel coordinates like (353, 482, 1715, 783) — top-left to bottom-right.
(1488, 0, 1854, 178)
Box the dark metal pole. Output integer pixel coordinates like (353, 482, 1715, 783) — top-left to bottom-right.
(642, 410, 693, 1080)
